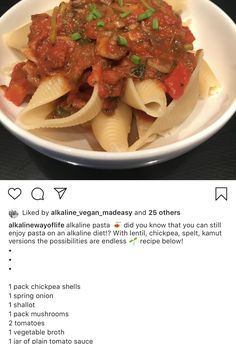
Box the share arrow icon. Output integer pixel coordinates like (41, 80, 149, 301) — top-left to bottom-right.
(54, 188, 67, 200)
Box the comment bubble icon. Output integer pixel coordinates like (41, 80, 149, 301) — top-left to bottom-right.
(31, 187, 44, 201)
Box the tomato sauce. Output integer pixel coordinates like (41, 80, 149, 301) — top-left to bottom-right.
(4, 62, 37, 106)
(4, 0, 197, 114)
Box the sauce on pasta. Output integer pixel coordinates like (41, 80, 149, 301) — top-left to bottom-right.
(4, 0, 196, 116)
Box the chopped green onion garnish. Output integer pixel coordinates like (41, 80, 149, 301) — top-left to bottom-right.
(117, 35, 128, 46)
(184, 43, 193, 51)
(137, 8, 155, 21)
(97, 20, 105, 27)
(92, 8, 102, 18)
(87, 4, 103, 21)
(120, 11, 131, 18)
(118, 0, 123, 6)
(89, 4, 96, 10)
(90, 4, 102, 18)
(86, 13, 95, 21)
(130, 55, 141, 65)
(71, 32, 81, 41)
(152, 18, 159, 30)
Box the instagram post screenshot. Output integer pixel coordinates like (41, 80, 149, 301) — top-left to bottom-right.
(0, 0, 235, 344)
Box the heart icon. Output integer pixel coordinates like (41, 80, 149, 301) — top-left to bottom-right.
(8, 188, 22, 200)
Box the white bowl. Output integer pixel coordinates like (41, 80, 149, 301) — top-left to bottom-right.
(0, 0, 236, 169)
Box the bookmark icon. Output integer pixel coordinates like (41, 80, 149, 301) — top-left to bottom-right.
(54, 188, 67, 200)
(215, 187, 228, 201)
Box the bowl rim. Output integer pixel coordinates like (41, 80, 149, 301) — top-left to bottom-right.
(0, 0, 236, 164)
(1, 99, 235, 163)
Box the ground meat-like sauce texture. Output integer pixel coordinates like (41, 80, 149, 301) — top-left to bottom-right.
(4, 0, 196, 116)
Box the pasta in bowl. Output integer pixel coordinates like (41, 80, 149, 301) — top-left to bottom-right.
(0, 0, 235, 168)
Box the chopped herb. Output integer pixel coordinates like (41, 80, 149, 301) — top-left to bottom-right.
(86, 4, 103, 21)
(130, 54, 141, 65)
(92, 8, 102, 18)
(89, 4, 96, 10)
(80, 37, 93, 45)
(184, 43, 193, 51)
(86, 13, 95, 21)
(120, 11, 131, 18)
(152, 18, 159, 30)
(71, 32, 81, 41)
(118, 0, 123, 6)
(131, 64, 146, 79)
(97, 20, 105, 27)
(117, 35, 128, 46)
(55, 105, 72, 118)
(137, 8, 155, 21)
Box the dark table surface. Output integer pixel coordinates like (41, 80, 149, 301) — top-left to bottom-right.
(0, 0, 235, 180)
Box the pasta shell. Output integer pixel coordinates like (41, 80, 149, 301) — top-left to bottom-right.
(91, 102, 132, 152)
(166, 0, 187, 13)
(135, 111, 155, 138)
(3, 10, 53, 51)
(16, 76, 103, 129)
(3, 23, 30, 51)
(129, 50, 204, 151)
(122, 79, 167, 118)
(25, 75, 71, 110)
(199, 60, 221, 99)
